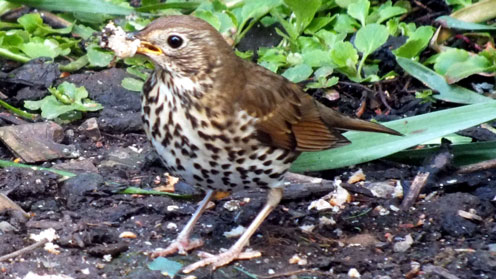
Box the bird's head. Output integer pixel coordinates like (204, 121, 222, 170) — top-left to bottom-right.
(133, 15, 233, 79)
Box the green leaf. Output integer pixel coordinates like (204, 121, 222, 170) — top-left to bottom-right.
(7, 0, 133, 15)
(387, 141, 496, 166)
(282, 64, 313, 82)
(347, 0, 370, 26)
(436, 15, 496, 30)
(87, 45, 114, 67)
(305, 16, 334, 34)
(330, 41, 358, 77)
(284, 0, 321, 33)
(396, 57, 491, 104)
(17, 13, 72, 36)
(433, 48, 491, 83)
(333, 14, 359, 33)
(377, 5, 407, 24)
(148, 257, 183, 277)
(354, 23, 388, 56)
(291, 101, 496, 172)
(121, 77, 144, 92)
(19, 38, 69, 59)
(393, 26, 434, 58)
(302, 49, 332, 67)
(25, 82, 102, 121)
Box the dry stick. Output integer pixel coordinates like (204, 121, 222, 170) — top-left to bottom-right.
(0, 239, 48, 262)
(457, 158, 496, 174)
(258, 269, 330, 279)
(401, 172, 430, 210)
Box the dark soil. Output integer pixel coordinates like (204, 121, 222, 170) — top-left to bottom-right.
(1, 3, 495, 278)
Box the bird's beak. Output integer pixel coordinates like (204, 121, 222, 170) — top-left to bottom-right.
(137, 40, 163, 55)
(127, 31, 163, 55)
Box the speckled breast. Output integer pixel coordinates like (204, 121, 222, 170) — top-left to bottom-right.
(141, 73, 296, 192)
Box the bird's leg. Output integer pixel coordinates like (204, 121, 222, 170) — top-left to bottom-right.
(182, 187, 283, 273)
(151, 189, 215, 257)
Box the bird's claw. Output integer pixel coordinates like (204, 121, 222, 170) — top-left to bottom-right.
(182, 249, 262, 273)
(151, 238, 204, 258)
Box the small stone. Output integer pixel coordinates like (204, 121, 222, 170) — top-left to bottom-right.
(166, 223, 178, 230)
(308, 199, 332, 211)
(223, 200, 242, 211)
(167, 205, 179, 212)
(78, 117, 101, 141)
(0, 221, 17, 233)
(319, 216, 336, 226)
(393, 234, 413, 252)
(299, 224, 315, 233)
(348, 268, 361, 278)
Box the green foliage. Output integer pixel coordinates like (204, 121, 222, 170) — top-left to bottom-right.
(24, 82, 103, 122)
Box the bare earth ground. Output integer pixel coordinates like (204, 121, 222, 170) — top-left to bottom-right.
(0, 60, 494, 279)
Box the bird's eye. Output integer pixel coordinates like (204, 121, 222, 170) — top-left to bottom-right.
(167, 35, 183, 49)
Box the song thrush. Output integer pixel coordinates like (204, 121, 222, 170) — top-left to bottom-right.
(132, 15, 400, 273)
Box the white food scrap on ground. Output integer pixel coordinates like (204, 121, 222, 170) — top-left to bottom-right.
(30, 228, 59, 242)
(223, 225, 246, 238)
(100, 21, 140, 58)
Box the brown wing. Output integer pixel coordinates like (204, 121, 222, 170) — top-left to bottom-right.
(236, 61, 401, 152)
(237, 62, 349, 152)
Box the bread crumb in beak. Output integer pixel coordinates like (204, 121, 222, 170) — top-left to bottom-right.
(100, 21, 140, 58)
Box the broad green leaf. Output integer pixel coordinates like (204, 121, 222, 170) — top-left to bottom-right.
(347, 0, 369, 26)
(302, 49, 332, 67)
(393, 26, 434, 58)
(333, 14, 359, 33)
(18, 13, 72, 36)
(148, 257, 183, 277)
(354, 23, 388, 56)
(87, 45, 114, 67)
(19, 38, 69, 59)
(122, 77, 144, 92)
(330, 41, 358, 68)
(436, 15, 496, 30)
(305, 16, 334, 34)
(387, 141, 496, 166)
(315, 30, 346, 49)
(377, 5, 407, 24)
(291, 101, 496, 172)
(434, 48, 491, 83)
(193, 10, 221, 30)
(330, 41, 358, 78)
(396, 57, 491, 104)
(284, 0, 321, 33)
(72, 24, 96, 40)
(7, 0, 133, 15)
(282, 64, 313, 82)
(136, 1, 200, 12)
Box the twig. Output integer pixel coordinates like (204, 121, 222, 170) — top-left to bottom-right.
(257, 269, 331, 279)
(0, 239, 47, 262)
(457, 158, 496, 174)
(401, 172, 429, 209)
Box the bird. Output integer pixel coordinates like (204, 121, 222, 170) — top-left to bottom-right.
(131, 15, 401, 273)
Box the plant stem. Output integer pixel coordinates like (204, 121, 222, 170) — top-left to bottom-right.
(0, 99, 38, 120)
(59, 55, 89, 72)
(0, 48, 29, 63)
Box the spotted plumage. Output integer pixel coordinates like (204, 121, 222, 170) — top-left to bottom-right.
(133, 15, 400, 272)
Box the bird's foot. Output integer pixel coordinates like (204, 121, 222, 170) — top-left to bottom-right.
(151, 237, 204, 258)
(183, 248, 261, 273)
